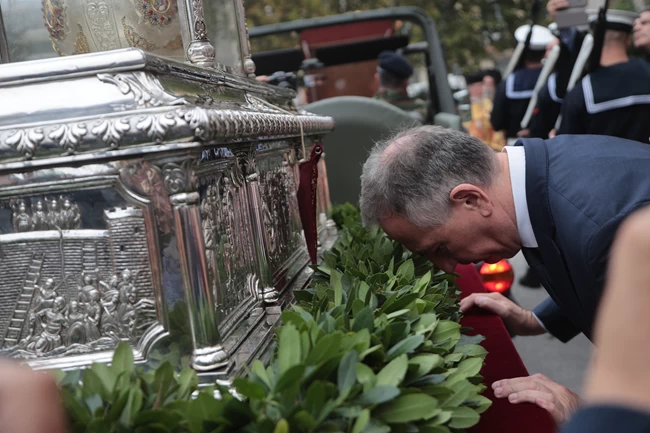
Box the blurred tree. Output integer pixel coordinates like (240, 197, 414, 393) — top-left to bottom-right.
(245, 0, 537, 72)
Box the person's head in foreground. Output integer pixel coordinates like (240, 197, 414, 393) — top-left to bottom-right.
(360, 125, 520, 273)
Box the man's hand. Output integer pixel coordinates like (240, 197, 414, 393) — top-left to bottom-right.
(547, 0, 569, 19)
(0, 361, 66, 433)
(459, 292, 547, 336)
(517, 129, 531, 138)
(493, 373, 581, 425)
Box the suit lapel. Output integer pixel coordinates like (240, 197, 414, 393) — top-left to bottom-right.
(519, 139, 589, 334)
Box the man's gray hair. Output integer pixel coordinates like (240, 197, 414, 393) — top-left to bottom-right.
(360, 125, 499, 228)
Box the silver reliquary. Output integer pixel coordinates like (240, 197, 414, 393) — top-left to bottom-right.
(0, 0, 336, 382)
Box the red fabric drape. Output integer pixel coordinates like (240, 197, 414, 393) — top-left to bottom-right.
(456, 264, 557, 433)
(297, 144, 323, 264)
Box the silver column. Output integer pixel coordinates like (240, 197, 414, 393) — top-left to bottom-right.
(177, 0, 216, 67)
(242, 156, 279, 313)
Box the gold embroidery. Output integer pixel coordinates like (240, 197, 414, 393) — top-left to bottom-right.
(73, 24, 91, 54)
(121, 16, 158, 51)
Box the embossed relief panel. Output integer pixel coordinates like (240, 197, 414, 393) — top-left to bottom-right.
(256, 147, 306, 287)
(198, 161, 259, 339)
(0, 0, 184, 63)
(0, 188, 160, 363)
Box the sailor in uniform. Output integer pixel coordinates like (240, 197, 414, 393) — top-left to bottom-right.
(528, 24, 588, 139)
(633, 6, 650, 57)
(558, 9, 650, 143)
(491, 24, 555, 142)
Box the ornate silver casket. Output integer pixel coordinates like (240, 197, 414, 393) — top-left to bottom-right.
(0, 0, 336, 382)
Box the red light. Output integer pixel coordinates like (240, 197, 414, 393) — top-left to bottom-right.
(479, 260, 514, 293)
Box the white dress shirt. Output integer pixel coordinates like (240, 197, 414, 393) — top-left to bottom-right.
(503, 146, 546, 330)
(503, 146, 538, 248)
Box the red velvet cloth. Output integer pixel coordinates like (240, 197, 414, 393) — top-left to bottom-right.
(297, 144, 323, 264)
(456, 264, 557, 433)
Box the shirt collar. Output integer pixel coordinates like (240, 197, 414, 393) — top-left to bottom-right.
(503, 146, 538, 248)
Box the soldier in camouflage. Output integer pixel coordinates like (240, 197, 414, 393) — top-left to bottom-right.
(373, 51, 428, 123)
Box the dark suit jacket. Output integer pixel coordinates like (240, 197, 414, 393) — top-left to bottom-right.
(562, 405, 650, 433)
(517, 136, 650, 342)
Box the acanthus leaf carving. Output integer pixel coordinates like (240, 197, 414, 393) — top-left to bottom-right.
(92, 118, 131, 149)
(5, 128, 45, 160)
(181, 107, 217, 142)
(136, 112, 177, 143)
(49, 123, 88, 155)
(98, 72, 186, 108)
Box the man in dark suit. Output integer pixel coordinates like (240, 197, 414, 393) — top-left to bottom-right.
(359, 125, 650, 424)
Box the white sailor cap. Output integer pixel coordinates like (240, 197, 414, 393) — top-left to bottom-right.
(514, 24, 555, 50)
(587, 9, 638, 32)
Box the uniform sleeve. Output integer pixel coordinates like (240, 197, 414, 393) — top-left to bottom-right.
(490, 81, 509, 133)
(561, 406, 650, 433)
(533, 297, 581, 342)
(558, 84, 587, 135)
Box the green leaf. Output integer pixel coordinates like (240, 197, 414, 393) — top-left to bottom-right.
(376, 355, 408, 387)
(331, 270, 343, 306)
(111, 342, 135, 375)
(413, 314, 439, 336)
(420, 426, 452, 433)
(466, 395, 492, 414)
(375, 393, 439, 423)
(414, 271, 432, 292)
(381, 293, 419, 315)
(386, 309, 411, 319)
(337, 351, 359, 398)
(358, 281, 370, 303)
(352, 409, 370, 433)
(457, 334, 486, 346)
(354, 386, 400, 406)
(410, 374, 446, 386)
(91, 363, 117, 396)
(177, 368, 199, 400)
(120, 387, 144, 426)
(352, 307, 375, 332)
(305, 332, 342, 365)
(273, 419, 289, 433)
(442, 379, 475, 408)
(305, 381, 326, 418)
(426, 410, 453, 426)
(153, 362, 176, 405)
(408, 354, 443, 379)
(431, 320, 461, 350)
(282, 310, 307, 328)
(293, 410, 317, 432)
(449, 406, 480, 429)
(278, 325, 302, 376)
(453, 358, 483, 379)
(82, 368, 107, 400)
(233, 377, 266, 400)
(386, 335, 424, 361)
(355, 363, 376, 390)
(455, 344, 489, 359)
(275, 364, 305, 393)
(396, 259, 415, 282)
(62, 388, 92, 425)
(251, 360, 272, 389)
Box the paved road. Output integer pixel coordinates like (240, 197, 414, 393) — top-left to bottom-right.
(507, 252, 593, 395)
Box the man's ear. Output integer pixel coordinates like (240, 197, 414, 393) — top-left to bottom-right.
(449, 184, 492, 216)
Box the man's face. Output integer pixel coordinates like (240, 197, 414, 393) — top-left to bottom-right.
(380, 204, 519, 274)
(634, 12, 650, 52)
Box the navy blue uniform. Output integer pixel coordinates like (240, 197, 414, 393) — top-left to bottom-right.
(491, 67, 543, 138)
(529, 73, 564, 139)
(558, 58, 650, 144)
